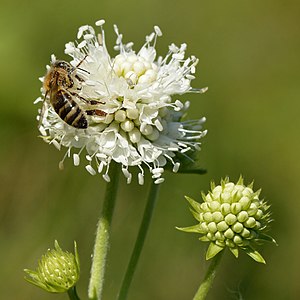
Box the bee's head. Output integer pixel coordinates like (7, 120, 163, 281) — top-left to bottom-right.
(53, 60, 72, 73)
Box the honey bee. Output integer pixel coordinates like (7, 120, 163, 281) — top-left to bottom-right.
(41, 58, 105, 129)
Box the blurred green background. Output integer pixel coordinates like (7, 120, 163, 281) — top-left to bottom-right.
(1, 0, 299, 299)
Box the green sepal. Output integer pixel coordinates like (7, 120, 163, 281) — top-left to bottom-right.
(176, 224, 203, 233)
(206, 242, 224, 260)
(189, 208, 201, 222)
(73, 241, 80, 275)
(253, 189, 262, 198)
(185, 196, 202, 213)
(236, 175, 244, 186)
(176, 152, 207, 174)
(177, 165, 207, 175)
(199, 236, 210, 242)
(24, 269, 66, 293)
(221, 178, 227, 189)
(164, 146, 206, 175)
(24, 270, 48, 291)
(229, 247, 239, 258)
(256, 233, 277, 245)
(243, 246, 266, 264)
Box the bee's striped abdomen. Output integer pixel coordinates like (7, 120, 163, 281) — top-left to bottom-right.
(52, 90, 88, 129)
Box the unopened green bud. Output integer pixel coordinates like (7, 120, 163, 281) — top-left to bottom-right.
(207, 222, 218, 233)
(224, 228, 234, 239)
(24, 241, 80, 293)
(177, 176, 277, 263)
(224, 213, 237, 225)
(216, 221, 229, 232)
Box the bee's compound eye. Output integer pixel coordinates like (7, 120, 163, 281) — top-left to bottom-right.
(56, 61, 71, 70)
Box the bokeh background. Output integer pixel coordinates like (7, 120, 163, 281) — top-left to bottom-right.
(1, 0, 299, 299)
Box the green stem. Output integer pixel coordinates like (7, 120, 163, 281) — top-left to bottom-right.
(117, 181, 160, 300)
(193, 251, 224, 300)
(88, 162, 120, 300)
(67, 286, 80, 300)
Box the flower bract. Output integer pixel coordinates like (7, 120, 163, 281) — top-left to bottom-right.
(24, 241, 80, 293)
(177, 177, 277, 263)
(36, 19, 207, 184)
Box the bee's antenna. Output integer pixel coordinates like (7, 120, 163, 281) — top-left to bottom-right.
(71, 54, 89, 74)
(75, 54, 88, 68)
(77, 67, 90, 74)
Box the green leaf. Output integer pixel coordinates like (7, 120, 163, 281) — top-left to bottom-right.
(206, 243, 224, 260)
(243, 246, 266, 264)
(176, 224, 203, 233)
(229, 247, 239, 258)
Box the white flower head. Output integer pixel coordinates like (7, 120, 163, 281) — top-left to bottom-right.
(37, 20, 207, 184)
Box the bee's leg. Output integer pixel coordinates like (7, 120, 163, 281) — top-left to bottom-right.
(69, 92, 105, 105)
(89, 99, 105, 105)
(75, 74, 85, 83)
(86, 109, 107, 116)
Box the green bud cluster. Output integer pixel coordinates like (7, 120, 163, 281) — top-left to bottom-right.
(24, 241, 80, 293)
(177, 177, 276, 263)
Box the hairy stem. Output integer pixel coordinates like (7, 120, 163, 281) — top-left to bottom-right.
(193, 251, 223, 300)
(88, 162, 120, 300)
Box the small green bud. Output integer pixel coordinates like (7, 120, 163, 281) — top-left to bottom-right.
(241, 228, 251, 238)
(212, 211, 223, 223)
(207, 232, 216, 241)
(224, 228, 234, 239)
(248, 203, 258, 216)
(237, 211, 249, 222)
(215, 231, 225, 241)
(220, 203, 231, 215)
(232, 222, 244, 233)
(209, 201, 221, 211)
(177, 176, 276, 263)
(233, 235, 243, 245)
(200, 222, 209, 233)
(207, 222, 218, 233)
(255, 209, 263, 220)
(24, 241, 80, 293)
(239, 196, 252, 210)
(200, 202, 209, 212)
(203, 212, 213, 222)
(231, 202, 242, 214)
(244, 217, 256, 228)
(216, 221, 229, 232)
(224, 213, 237, 225)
